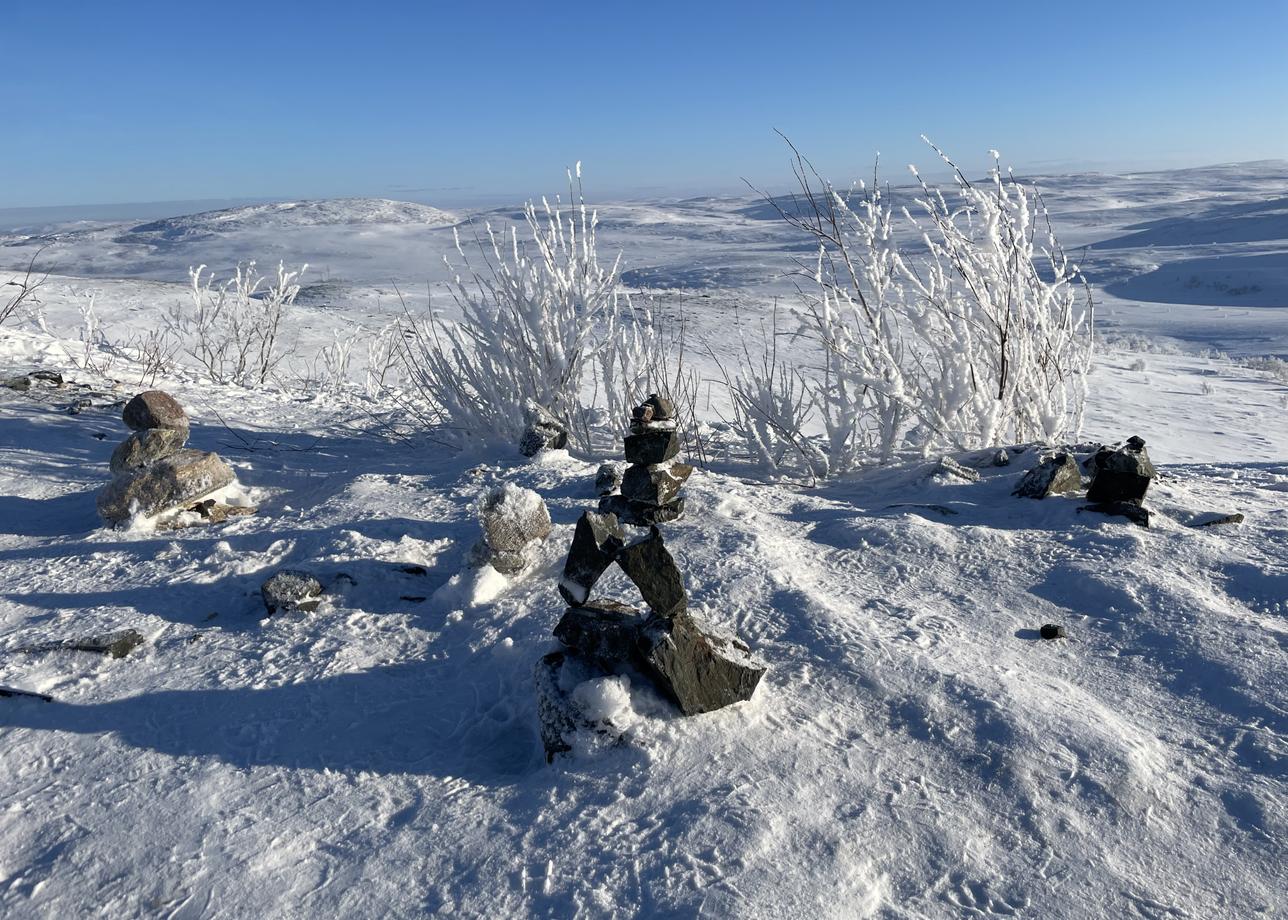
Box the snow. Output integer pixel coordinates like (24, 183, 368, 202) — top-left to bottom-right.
(1, 163, 1286, 918)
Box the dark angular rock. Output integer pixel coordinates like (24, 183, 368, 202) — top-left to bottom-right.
(598, 494, 685, 526)
(1190, 511, 1245, 528)
(1086, 443, 1156, 504)
(615, 526, 687, 617)
(638, 612, 766, 716)
(1013, 453, 1082, 499)
(621, 463, 693, 506)
(517, 404, 569, 456)
(96, 449, 235, 525)
(0, 686, 54, 701)
(992, 449, 1011, 467)
(1078, 501, 1152, 527)
(1039, 624, 1067, 640)
(261, 570, 324, 614)
(1125, 435, 1146, 450)
(594, 462, 622, 496)
(553, 600, 646, 667)
(631, 404, 654, 425)
(122, 390, 189, 432)
(623, 428, 681, 466)
(558, 511, 626, 606)
(641, 393, 675, 421)
(109, 427, 189, 473)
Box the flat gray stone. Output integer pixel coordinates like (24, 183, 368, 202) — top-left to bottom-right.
(615, 526, 687, 618)
(598, 494, 685, 526)
(638, 612, 766, 716)
(97, 449, 235, 525)
(1190, 511, 1245, 528)
(109, 427, 189, 474)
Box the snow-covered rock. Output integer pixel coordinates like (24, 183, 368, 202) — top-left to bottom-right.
(260, 569, 324, 615)
(96, 448, 235, 525)
(1014, 453, 1083, 499)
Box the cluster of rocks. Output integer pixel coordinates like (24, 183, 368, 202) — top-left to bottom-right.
(536, 397, 766, 762)
(96, 391, 245, 527)
(597, 394, 692, 526)
(518, 403, 569, 457)
(1013, 435, 1158, 526)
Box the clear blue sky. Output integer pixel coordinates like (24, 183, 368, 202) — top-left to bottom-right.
(2, 0, 1285, 208)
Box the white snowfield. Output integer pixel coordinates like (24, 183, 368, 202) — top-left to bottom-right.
(0, 163, 1286, 918)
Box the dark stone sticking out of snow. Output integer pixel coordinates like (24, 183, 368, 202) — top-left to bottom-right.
(518, 404, 569, 457)
(1013, 453, 1082, 499)
(1125, 435, 1146, 450)
(15, 629, 147, 659)
(400, 564, 428, 576)
(620, 462, 693, 506)
(598, 494, 685, 526)
(558, 511, 627, 606)
(1189, 511, 1245, 528)
(1078, 501, 1152, 528)
(534, 651, 582, 762)
(595, 462, 623, 496)
(993, 449, 1011, 467)
(553, 599, 647, 667)
(884, 503, 959, 517)
(638, 612, 766, 716)
(261, 570, 325, 615)
(1039, 624, 1068, 640)
(96, 448, 236, 525)
(109, 427, 189, 474)
(468, 541, 527, 576)
(615, 526, 687, 618)
(3, 370, 64, 391)
(932, 456, 980, 483)
(1086, 442, 1156, 504)
(623, 428, 681, 466)
(0, 685, 54, 702)
(641, 393, 676, 421)
(122, 390, 189, 432)
(479, 483, 552, 553)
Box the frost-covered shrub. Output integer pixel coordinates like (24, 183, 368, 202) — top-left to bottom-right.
(749, 139, 1094, 476)
(167, 260, 306, 387)
(398, 167, 664, 452)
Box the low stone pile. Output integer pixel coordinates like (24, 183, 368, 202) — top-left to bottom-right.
(598, 394, 692, 526)
(537, 397, 766, 761)
(468, 482, 552, 575)
(97, 391, 241, 527)
(1012, 435, 1159, 527)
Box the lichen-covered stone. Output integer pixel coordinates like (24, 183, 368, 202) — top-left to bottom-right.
(122, 390, 189, 432)
(558, 511, 626, 606)
(1013, 453, 1082, 499)
(620, 462, 693, 506)
(553, 600, 646, 667)
(261, 569, 324, 614)
(615, 526, 687, 618)
(638, 612, 766, 716)
(97, 449, 235, 525)
(109, 427, 189, 473)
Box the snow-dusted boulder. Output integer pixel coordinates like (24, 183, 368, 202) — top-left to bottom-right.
(638, 612, 766, 716)
(472, 482, 552, 575)
(97, 449, 235, 525)
(558, 511, 626, 606)
(122, 389, 189, 432)
(1013, 453, 1082, 499)
(261, 570, 324, 615)
(109, 427, 188, 474)
(1087, 438, 1156, 504)
(518, 404, 569, 457)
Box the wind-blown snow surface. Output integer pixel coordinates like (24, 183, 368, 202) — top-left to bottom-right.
(1, 163, 1287, 917)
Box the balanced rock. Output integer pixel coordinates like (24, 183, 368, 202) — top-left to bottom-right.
(518, 404, 569, 457)
(594, 462, 622, 496)
(641, 393, 675, 421)
(261, 570, 324, 615)
(97, 449, 234, 525)
(558, 511, 626, 606)
(122, 390, 188, 432)
(638, 612, 766, 716)
(1014, 453, 1082, 499)
(1086, 440, 1156, 504)
(109, 427, 189, 474)
(621, 462, 693, 506)
(615, 526, 687, 617)
(624, 427, 680, 466)
(598, 494, 685, 527)
(553, 600, 647, 668)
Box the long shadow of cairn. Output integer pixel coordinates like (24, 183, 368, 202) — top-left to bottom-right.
(536, 395, 766, 761)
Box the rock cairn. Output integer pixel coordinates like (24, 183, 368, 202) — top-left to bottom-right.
(536, 396, 766, 761)
(597, 394, 692, 525)
(1079, 435, 1157, 526)
(97, 391, 238, 527)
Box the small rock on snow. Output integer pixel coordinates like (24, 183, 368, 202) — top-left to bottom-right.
(261, 570, 325, 615)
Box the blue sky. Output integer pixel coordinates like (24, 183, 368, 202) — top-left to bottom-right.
(2, 0, 1285, 208)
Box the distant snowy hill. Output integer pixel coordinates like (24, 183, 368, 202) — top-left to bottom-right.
(126, 198, 460, 238)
